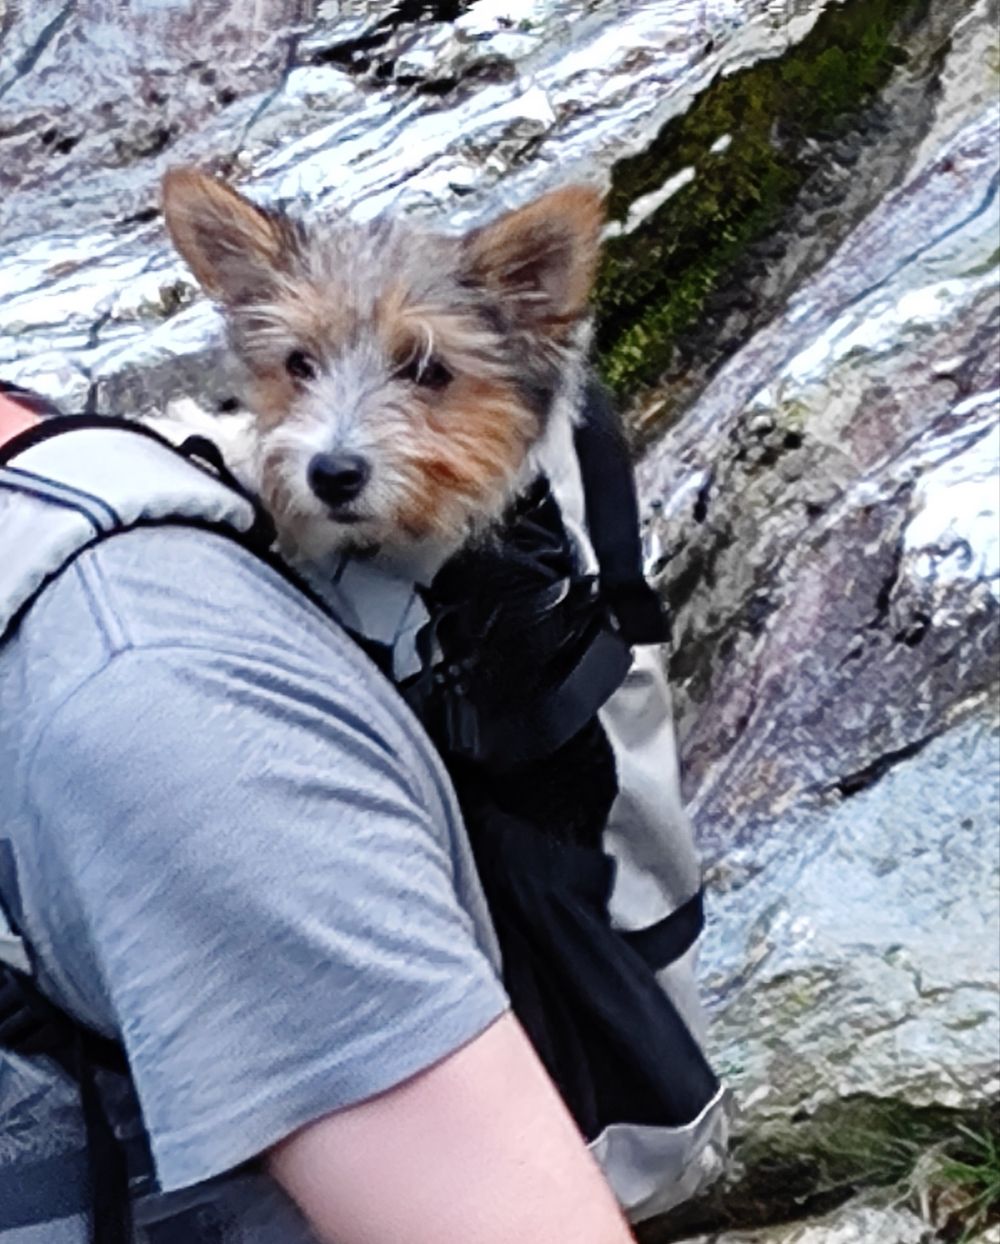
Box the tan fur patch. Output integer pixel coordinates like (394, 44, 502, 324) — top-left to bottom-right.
(161, 166, 602, 560)
(237, 285, 541, 541)
(389, 303, 506, 376)
(395, 375, 537, 540)
(247, 371, 298, 432)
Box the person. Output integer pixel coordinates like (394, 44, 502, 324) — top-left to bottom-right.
(0, 382, 634, 1243)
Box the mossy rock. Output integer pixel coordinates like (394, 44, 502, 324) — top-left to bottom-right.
(592, 0, 932, 411)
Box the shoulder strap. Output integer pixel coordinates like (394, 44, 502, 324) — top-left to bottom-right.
(573, 382, 670, 645)
(0, 416, 277, 1241)
(0, 416, 275, 976)
(0, 415, 274, 642)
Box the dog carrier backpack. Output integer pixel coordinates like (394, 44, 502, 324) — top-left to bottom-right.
(0, 396, 727, 1242)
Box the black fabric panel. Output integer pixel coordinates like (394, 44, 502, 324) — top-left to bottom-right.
(0, 1151, 90, 1229)
(574, 381, 670, 645)
(452, 716, 619, 852)
(0, 967, 131, 1240)
(420, 478, 633, 767)
(144, 1205, 230, 1244)
(467, 811, 720, 1138)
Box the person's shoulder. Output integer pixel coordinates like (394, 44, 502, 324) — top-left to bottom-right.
(81, 524, 349, 655)
(15, 521, 367, 676)
(4, 523, 414, 771)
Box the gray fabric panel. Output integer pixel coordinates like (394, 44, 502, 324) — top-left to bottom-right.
(0, 487, 95, 627)
(0, 427, 256, 633)
(599, 644, 702, 930)
(589, 1087, 731, 1224)
(10, 427, 256, 536)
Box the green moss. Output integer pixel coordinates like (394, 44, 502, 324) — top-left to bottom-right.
(963, 246, 1000, 278)
(593, 0, 930, 405)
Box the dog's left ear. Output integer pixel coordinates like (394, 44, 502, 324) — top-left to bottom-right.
(462, 186, 604, 340)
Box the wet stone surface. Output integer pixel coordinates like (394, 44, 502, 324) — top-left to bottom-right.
(1, 0, 998, 1240)
(0, 0, 864, 409)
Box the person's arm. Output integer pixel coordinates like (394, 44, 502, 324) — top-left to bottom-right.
(0, 389, 39, 442)
(270, 1012, 633, 1244)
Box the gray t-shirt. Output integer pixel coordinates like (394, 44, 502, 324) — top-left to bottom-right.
(0, 523, 507, 1242)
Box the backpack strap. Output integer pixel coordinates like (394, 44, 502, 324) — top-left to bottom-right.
(573, 382, 670, 645)
(407, 381, 669, 767)
(407, 478, 633, 768)
(0, 415, 274, 640)
(0, 414, 278, 1244)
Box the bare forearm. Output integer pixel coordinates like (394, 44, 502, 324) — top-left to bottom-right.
(269, 1013, 633, 1244)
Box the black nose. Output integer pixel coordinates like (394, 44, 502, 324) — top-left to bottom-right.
(307, 453, 370, 509)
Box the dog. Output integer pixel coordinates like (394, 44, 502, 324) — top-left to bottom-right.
(159, 167, 604, 574)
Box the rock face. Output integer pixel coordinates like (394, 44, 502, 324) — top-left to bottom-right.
(631, 0, 999, 1235)
(1, 0, 997, 1239)
(686, 1201, 939, 1244)
(1, 0, 840, 409)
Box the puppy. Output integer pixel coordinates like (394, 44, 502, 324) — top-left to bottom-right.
(160, 168, 604, 571)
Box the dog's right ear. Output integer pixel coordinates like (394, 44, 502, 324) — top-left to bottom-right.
(462, 186, 604, 343)
(162, 167, 285, 305)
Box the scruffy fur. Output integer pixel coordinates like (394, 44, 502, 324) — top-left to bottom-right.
(161, 168, 603, 566)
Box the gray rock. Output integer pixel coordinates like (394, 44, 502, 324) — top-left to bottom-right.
(703, 709, 1000, 1119)
(637, 40, 999, 855)
(0, 0, 848, 413)
(684, 1200, 937, 1242)
(632, 0, 999, 1231)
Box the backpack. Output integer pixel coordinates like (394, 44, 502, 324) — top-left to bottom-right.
(0, 391, 729, 1241)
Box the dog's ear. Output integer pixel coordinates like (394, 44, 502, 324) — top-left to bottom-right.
(462, 186, 604, 339)
(162, 167, 287, 305)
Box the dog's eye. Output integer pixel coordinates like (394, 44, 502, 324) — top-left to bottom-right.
(397, 355, 453, 390)
(285, 350, 317, 382)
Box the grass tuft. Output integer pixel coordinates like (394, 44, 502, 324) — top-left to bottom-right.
(934, 1123, 1000, 1242)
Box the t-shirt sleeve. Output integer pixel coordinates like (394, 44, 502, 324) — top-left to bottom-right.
(24, 643, 507, 1193)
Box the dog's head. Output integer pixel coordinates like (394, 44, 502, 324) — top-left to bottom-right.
(162, 168, 603, 561)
